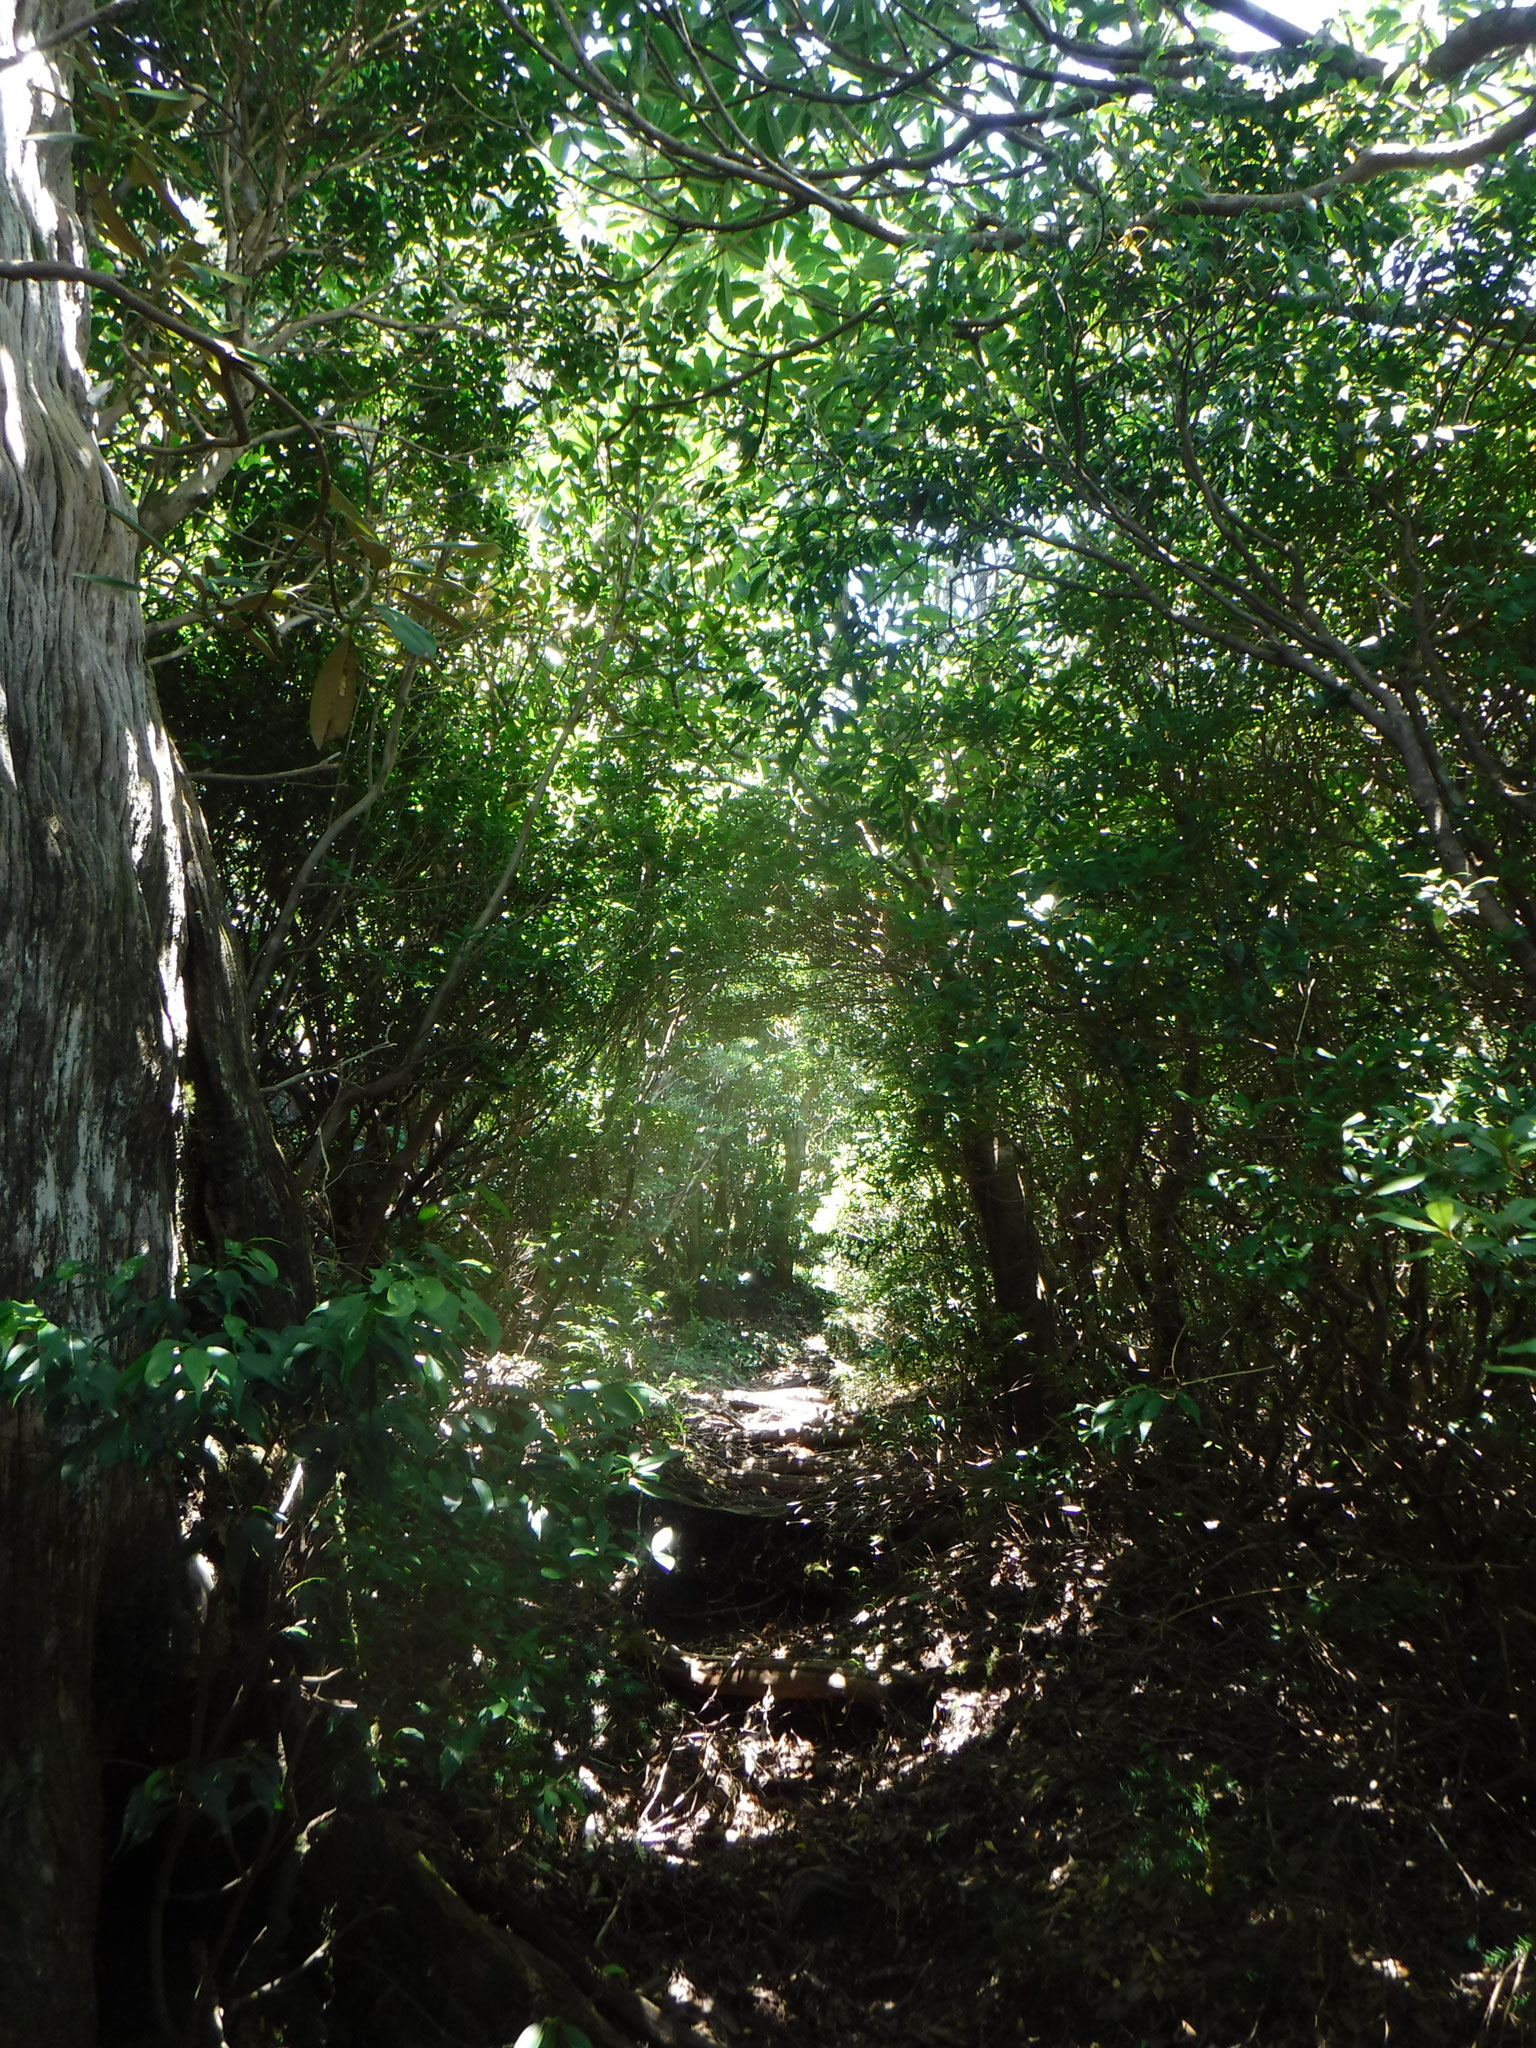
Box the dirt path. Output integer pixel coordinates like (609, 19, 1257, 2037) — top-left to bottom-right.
(496, 1324, 1534, 2048)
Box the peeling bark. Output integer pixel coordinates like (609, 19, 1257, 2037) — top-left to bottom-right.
(0, 7, 308, 2035)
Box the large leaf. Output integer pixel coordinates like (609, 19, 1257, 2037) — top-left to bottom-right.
(309, 637, 358, 750)
(373, 605, 439, 660)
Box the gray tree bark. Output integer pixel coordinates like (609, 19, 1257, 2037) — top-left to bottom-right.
(0, 7, 307, 2038)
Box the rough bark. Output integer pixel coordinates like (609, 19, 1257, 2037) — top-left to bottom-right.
(0, 7, 308, 2038)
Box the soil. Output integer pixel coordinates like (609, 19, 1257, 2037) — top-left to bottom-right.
(450, 1305, 1535, 2048)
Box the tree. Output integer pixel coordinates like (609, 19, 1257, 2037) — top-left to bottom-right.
(0, 4, 313, 2037)
(3, 0, 1533, 2029)
(520, 0, 1536, 991)
(515, 0, 1536, 239)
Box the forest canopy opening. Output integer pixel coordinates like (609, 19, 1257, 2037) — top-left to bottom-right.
(1, 0, 1533, 2039)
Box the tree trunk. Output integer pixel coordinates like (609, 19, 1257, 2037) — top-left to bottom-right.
(959, 1128, 1052, 1433)
(765, 1118, 807, 1287)
(0, 11, 307, 2038)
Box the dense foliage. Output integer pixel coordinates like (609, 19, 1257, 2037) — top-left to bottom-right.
(6, 0, 1536, 2033)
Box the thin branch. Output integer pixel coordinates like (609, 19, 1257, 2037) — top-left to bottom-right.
(0, 261, 331, 506)
(246, 658, 420, 1008)
(295, 516, 647, 1188)
(642, 299, 887, 410)
(1169, 94, 1536, 216)
(193, 757, 343, 784)
(499, 0, 912, 245)
(261, 1040, 398, 1097)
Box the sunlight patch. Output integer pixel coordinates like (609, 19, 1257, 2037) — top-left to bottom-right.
(930, 1686, 1011, 1756)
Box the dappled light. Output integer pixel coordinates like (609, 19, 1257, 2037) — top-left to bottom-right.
(541, 1298, 1534, 2044)
(1, 0, 1535, 2041)
(469, 1292, 1531, 2046)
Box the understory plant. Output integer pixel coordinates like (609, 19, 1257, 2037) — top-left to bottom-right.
(0, 1246, 664, 2037)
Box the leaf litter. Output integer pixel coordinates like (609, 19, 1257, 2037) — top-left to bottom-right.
(444, 1300, 1535, 2048)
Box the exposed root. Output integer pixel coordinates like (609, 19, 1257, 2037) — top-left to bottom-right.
(618, 1624, 928, 1708)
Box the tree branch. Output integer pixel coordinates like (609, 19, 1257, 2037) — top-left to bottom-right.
(1168, 94, 1536, 216)
(246, 658, 420, 1009)
(1425, 5, 1536, 80)
(0, 261, 331, 506)
(193, 758, 343, 784)
(642, 300, 888, 410)
(294, 516, 647, 1190)
(1214, 0, 1385, 75)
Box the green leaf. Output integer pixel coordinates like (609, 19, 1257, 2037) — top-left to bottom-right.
(120, 1769, 179, 1849)
(1370, 1209, 1445, 1234)
(180, 1346, 215, 1395)
(325, 483, 382, 538)
(373, 604, 439, 659)
(414, 1274, 448, 1313)
(461, 1292, 501, 1344)
(140, 1339, 179, 1389)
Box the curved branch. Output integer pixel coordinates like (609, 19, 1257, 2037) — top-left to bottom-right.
(294, 519, 646, 1190)
(0, 260, 331, 505)
(1213, 0, 1385, 77)
(1425, 6, 1536, 80)
(641, 298, 888, 410)
(246, 658, 420, 1009)
(1169, 95, 1536, 216)
(193, 757, 343, 784)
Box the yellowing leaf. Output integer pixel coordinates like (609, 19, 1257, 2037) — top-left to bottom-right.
(396, 587, 466, 631)
(325, 485, 379, 536)
(88, 185, 150, 263)
(324, 486, 390, 569)
(309, 638, 357, 750)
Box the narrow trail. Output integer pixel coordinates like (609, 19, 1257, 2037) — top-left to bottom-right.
(278, 1304, 1533, 2048)
(593, 1319, 1007, 2042)
(628, 1336, 954, 1714)
(497, 1310, 1533, 2048)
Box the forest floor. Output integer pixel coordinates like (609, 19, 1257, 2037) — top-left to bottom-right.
(443, 1295, 1534, 2048)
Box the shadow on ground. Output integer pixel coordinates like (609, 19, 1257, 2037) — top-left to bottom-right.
(462, 1329, 1535, 2048)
